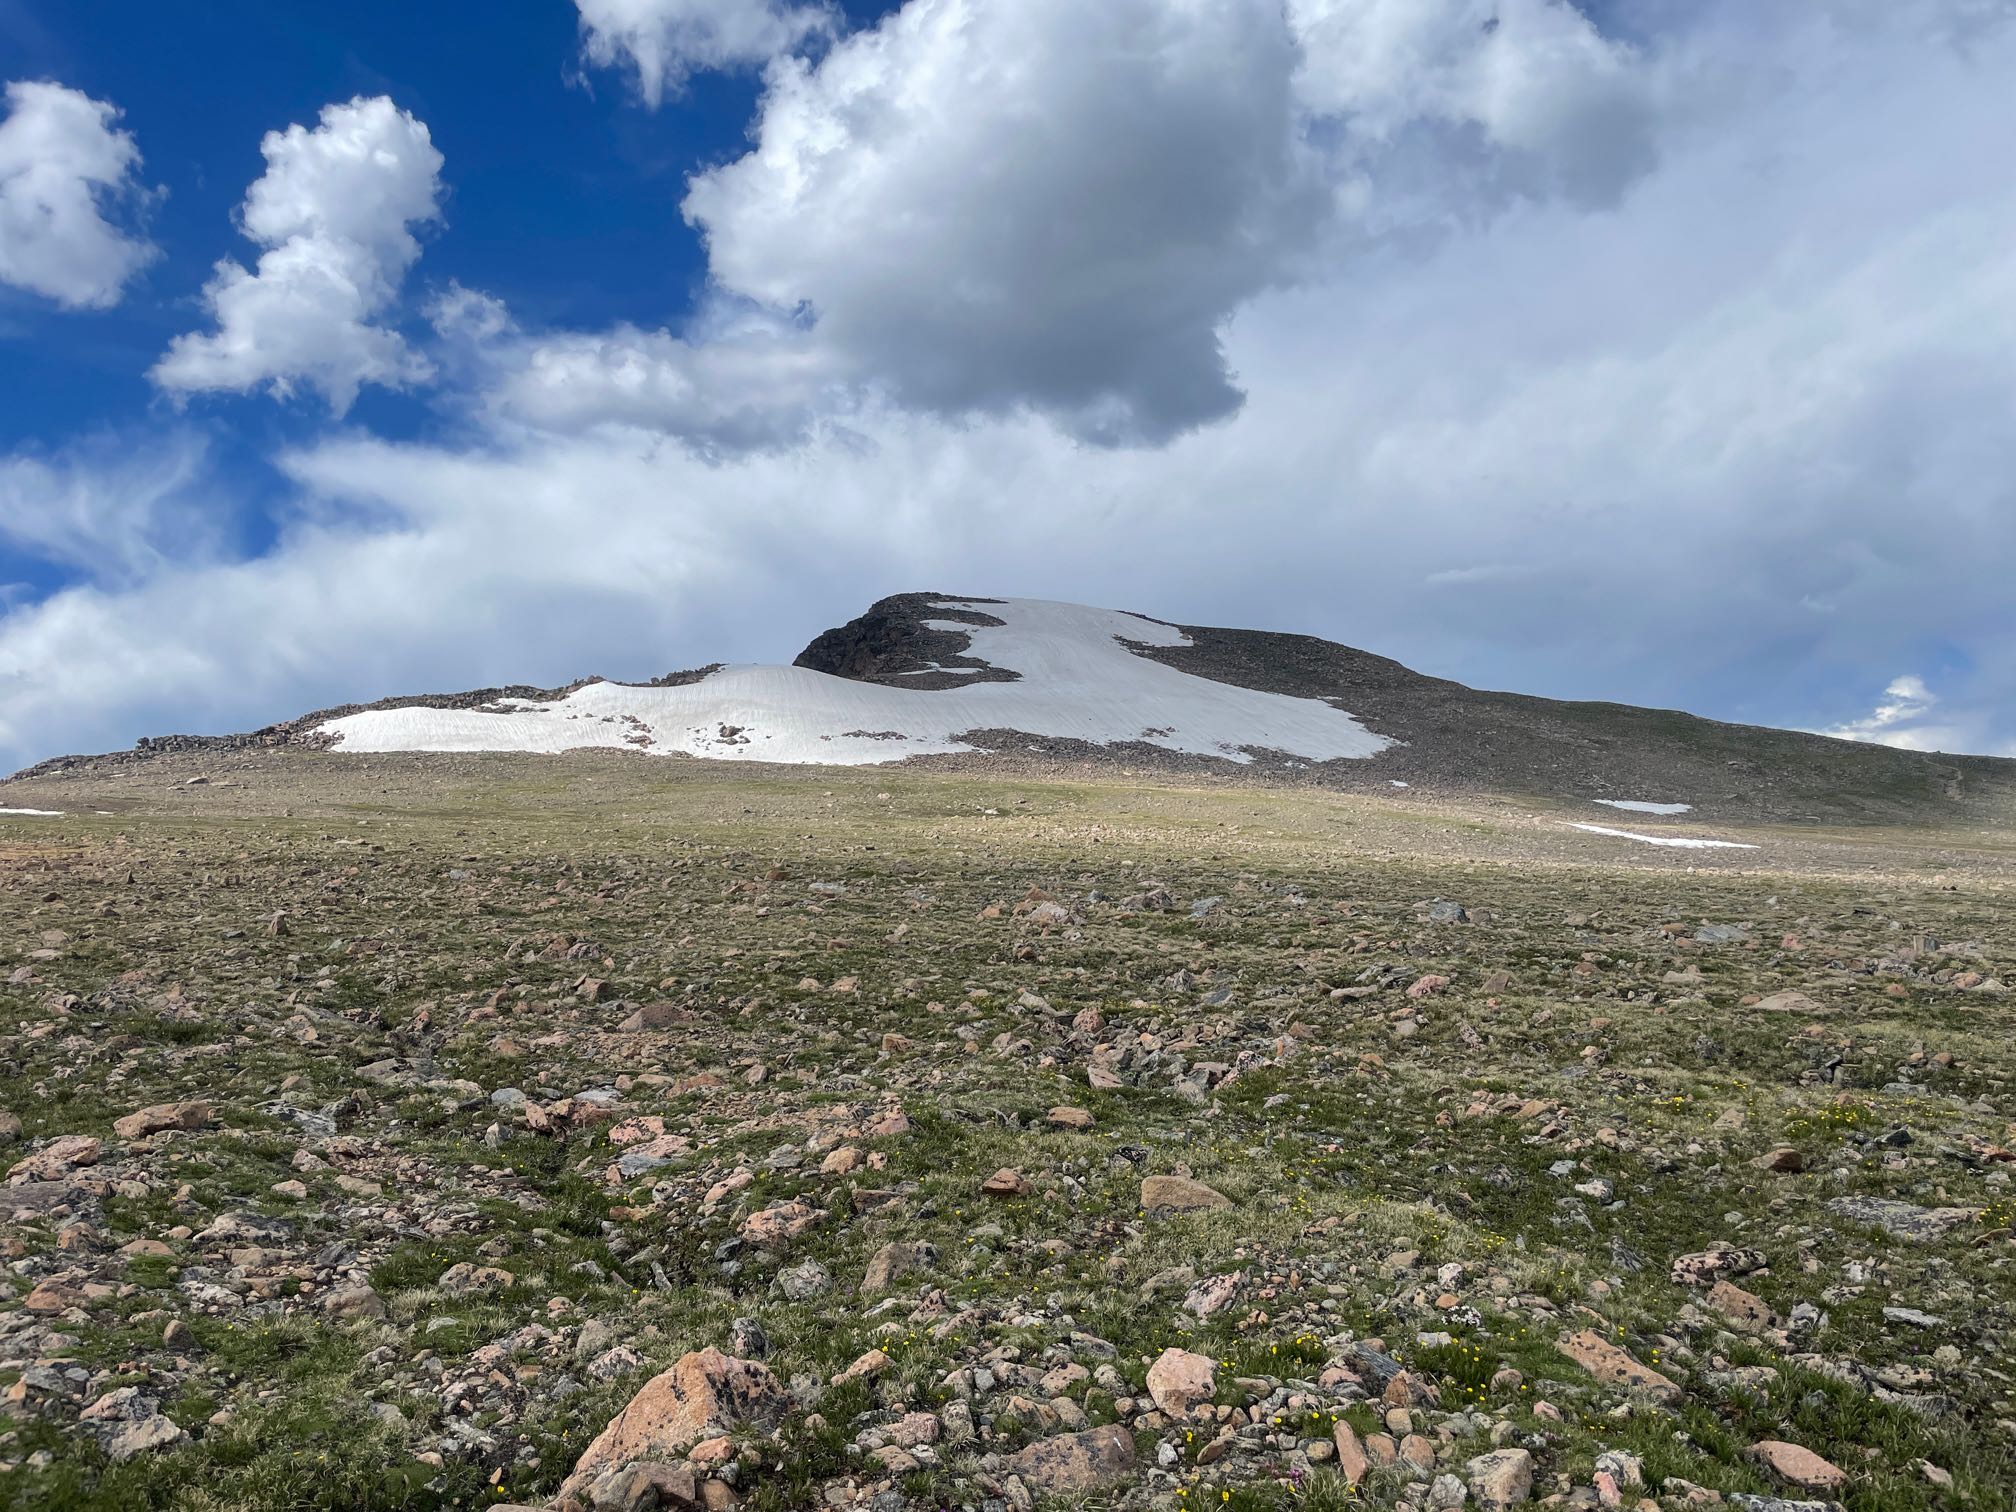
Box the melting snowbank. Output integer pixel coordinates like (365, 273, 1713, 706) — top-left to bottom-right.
(319, 599, 1394, 767)
(1568, 822, 1755, 851)
(0, 807, 64, 817)
(1595, 799, 1691, 815)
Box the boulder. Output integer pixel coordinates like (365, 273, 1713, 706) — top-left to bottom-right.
(561, 1349, 789, 1501)
(860, 1240, 936, 1295)
(113, 1101, 216, 1140)
(1467, 1448, 1535, 1509)
(1556, 1329, 1679, 1400)
(1145, 1347, 1216, 1417)
(1140, 1175, 1231, 1213)
(1005, 1425, 1135, 1496)
(740, 1200, 822, 1248)
(8, 1134, 101, 1183)
(79, 1387, 185, 1461)
(981, 1168, 1031, 1198)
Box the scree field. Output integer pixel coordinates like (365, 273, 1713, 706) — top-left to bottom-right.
(3, 751, 2014, 1512)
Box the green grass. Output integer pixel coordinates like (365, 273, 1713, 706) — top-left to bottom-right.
(3, 753, 2014, 1510)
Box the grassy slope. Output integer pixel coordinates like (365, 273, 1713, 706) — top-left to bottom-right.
(0, 757, 2012, 1511)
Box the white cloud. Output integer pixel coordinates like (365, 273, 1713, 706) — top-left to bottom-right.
(681, 0, 1328, 446)
(1818, 675, 2004, 754)
(1289, 0, 1658, 209)
(0, 434, 211, 583)
(1821, 675, 1941, 746)
(152, 96, 443, 413)
(0, 80, 156, 308)
(550, 0, 1668, 451)
(439, 290, 841, 454)
(575, 0, 834, 105)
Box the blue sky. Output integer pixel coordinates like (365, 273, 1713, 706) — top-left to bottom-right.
(1, 0, 859, 592)
(2, 0, 2014, 768)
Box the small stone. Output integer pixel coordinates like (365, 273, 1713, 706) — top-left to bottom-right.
(982, 1168, 1032, 1198)
(1749, 1440, 1847, 1492)
(1334, 1422, 1371, 1485)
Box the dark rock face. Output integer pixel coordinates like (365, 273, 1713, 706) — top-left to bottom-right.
(792, 592, 1018, 689)
(1131, 621, 2006, 822)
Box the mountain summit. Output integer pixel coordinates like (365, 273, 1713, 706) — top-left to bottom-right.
(316, 596, 1392, 768)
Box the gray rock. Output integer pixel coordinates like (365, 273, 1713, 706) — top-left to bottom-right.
(1881, 1306, 1944, 1328)
(775, 1259, 833, 1301)
(1827, 1196, 1976, 1242)
(730, 1316, 770, 1358)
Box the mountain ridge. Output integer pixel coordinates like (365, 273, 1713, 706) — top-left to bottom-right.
(10, 590, 2012, 825)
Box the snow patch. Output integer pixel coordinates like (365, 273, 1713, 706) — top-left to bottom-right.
(318, 598, 1394, 768)
(1568, 822, 1756, 851)
(1594, 799, 1692, 815)
(0, 806, 64, 817)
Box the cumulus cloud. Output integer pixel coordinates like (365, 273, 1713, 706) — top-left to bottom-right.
(546, 0, 1667, 450)
(152, 96, 444, 413)
(0, 80, 156, 308)
(574, 0, 834, 104)
(682, 0, 1327, 446)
